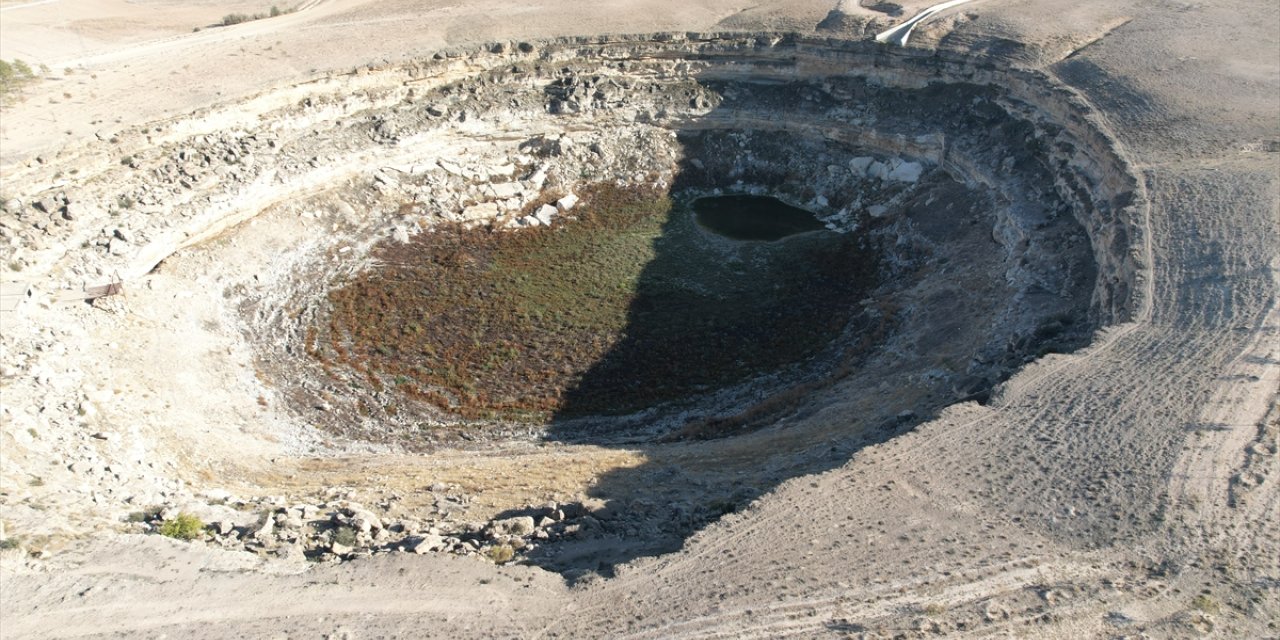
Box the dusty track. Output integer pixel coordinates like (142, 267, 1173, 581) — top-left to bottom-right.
(1, 0, 1277, 638)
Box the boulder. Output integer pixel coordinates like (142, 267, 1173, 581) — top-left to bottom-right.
(63, 202, 92, 220)
(534, 204, 557, 226)
(887, 161, 924, 183)
(488, 182, 522, 199)
(33, 198, 58, 215)
(867, 161, 889, 180)
(490, 516, 536, 537)
(526, 167, 548, 188)
(373, 170, 399, 186)
(488, 164, 516, 179)
(461, 202, 500, 221)
(555, 193, 579, 212)
(275, 543, 306, 561)
(252, 515, 276, 542)
(349, 510, 381, 533)
(849, 156, 875, 175)
(408, 533, 447, 554)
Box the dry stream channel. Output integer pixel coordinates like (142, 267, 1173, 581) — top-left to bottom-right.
(2, 33, 1147, 575)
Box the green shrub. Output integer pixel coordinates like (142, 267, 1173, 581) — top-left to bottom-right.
(0, 58, 37, 97)
(333, 525, 357, 547)
(158, 513, 205, 540)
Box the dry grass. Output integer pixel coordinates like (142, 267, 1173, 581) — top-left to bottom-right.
(485, 544, 515, 563)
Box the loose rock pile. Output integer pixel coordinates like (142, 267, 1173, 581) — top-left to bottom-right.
(134, 489, 719, 568)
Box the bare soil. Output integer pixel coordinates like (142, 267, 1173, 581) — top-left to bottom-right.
(0, 1, 1277, 639)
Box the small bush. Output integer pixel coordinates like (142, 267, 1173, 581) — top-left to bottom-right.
(0, 537, 21, 550)
(158, 513, 205, 540)
(921, 603, 947, 616)
(333, 525, 357, 547)
(485, 544, 515, 564)
(217, 5, 294, 27)
(219, 13, 253, 26)
(1191, 594, 1220, 614)
(0, 58, 38, 97)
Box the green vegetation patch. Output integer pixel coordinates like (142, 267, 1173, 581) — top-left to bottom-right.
(158, 513, 205, 541)
(315, 182, 878, 421)
(0, 59, 37, 98)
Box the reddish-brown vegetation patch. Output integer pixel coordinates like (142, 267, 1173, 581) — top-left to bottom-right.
(311, 183, 879, 422)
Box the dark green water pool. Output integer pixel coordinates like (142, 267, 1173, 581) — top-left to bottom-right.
(693, 195, 827, 241)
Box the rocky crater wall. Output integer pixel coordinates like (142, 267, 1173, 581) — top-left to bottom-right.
(1, 34, 1146, 321)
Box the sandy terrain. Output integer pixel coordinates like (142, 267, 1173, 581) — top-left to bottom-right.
(1, 0, 1277, 638)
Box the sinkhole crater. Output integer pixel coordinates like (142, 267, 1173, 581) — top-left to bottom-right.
(241, 33, 1146, 453)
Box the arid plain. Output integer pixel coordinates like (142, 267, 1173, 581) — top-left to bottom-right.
(1, 0, 1277, 638)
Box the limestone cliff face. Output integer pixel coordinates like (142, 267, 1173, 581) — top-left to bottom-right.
(1, 34, 1141, 325)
